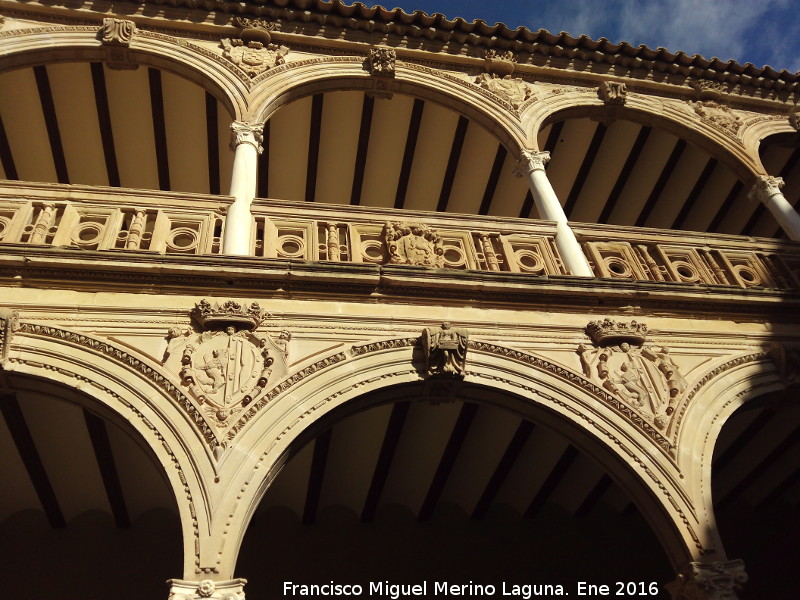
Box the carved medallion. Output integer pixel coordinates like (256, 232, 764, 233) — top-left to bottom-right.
(475, 73, 533, 109)
(162, 300, 289, 426)
(384, 222, 444, 268)
(422, 322, 468, 377)
(221, 20, 288, 78)
(579, 319, 687, 429)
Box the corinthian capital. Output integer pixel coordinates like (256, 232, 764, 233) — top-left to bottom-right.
(229, 121, 265, 154)
(668, 560, 747, 600)
(748, 175, 785, 204)
(513, 150, 550, 177)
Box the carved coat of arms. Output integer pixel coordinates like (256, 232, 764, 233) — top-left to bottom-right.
(422, 322, 468, 376)
(579, 319, 687, 430)
(163, 300, 289, 425)
(384, 222, 444, 268)
(475, 73, 533, 109)
(221, 22, 288, 78)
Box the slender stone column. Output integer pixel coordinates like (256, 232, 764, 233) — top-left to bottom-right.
(222, 121, 264, 256)
(514, 150, 594, 276)
(748, 175, 800, 241)
(167, 577, 247, 599)
(667, 560, 747, 599)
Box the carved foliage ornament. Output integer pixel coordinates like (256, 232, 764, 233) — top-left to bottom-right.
(668, 560, 747, 600)
(221, 19, 288, 78)
(384, 222, 444, 268)
(367, 46, 396, 77)
(100, 18, 136, 47)
(579, 319, 687, 430)
(163, 300, 289, 427)
(422, 322, 468, 377)
(748, 174, 784, 204)
(167, 578, 247, 600)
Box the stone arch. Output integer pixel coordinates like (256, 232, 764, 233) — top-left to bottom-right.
(675, 351, 783, 554)
(215, 338, 707, 577)
(245, 58, 528, 154)
(6, 321, 217, 578)
(0, 26, 247, 120)
(522, 91, 763, 183)
(740, 117, 798, 174)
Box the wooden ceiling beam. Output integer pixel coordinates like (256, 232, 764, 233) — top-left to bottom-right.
(83, 409, 131, 528)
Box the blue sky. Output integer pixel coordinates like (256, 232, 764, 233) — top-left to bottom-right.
(381, 0, 800, 73)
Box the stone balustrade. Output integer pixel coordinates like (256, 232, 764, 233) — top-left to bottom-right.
(1, 181, 799, 291)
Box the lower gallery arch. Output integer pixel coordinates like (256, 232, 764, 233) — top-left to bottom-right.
(0, 372, 182, 599)
(234, 374, 692, 596)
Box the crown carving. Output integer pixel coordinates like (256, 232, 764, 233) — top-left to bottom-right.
(190, 299, 267, 331)
(585, 318, 648, 346)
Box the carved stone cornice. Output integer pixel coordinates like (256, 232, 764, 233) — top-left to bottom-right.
(514, 150, 550, 176)
(668, 560, 747, 600)
(748, 175, 785, 204)
(229, 121, 264, 153)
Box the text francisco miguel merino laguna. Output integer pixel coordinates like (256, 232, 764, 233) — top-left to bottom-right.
(284, 581, 573, 599)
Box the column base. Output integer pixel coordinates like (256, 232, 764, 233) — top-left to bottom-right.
(667, 560, 747, 599)
(167, 578, 247, 600)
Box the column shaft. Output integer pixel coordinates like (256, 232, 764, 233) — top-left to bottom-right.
(222, 122, 263, 256)
(748, 175, 800, 241)
(515, 151, 594, 277)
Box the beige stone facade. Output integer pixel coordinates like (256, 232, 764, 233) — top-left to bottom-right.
(1, 2, 799, 599)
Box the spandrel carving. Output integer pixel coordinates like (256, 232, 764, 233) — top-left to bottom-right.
(162, 300, 289, 426)
(579, 319, 688, 430)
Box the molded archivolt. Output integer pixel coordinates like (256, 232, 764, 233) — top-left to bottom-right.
(524, 94, 764, 183)
(246, 59, 529, 154)
(6, 325, 215, 577)
(676, 354, 784, 547)
(0, 26, 247, 119)
(217, 340, 711, 577)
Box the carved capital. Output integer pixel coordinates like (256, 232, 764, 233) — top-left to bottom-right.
(0, 310, 20, 368)
(421, 322, 468, 377)
(513, 150, 550, 176)
(367, 46, 396, 77)
(598, 81, 627, 105)
(100, 18, 136, 46)
(748, 175, 785, 204)
(668, 560, 747, 600)
(229, 122, 264, 154)
(167, 578, 247, 600)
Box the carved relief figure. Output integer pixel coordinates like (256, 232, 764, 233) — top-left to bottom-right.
(384, 222, 444, 267)
(691, 100, 742, 136)
(422, 322, 468, 376)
